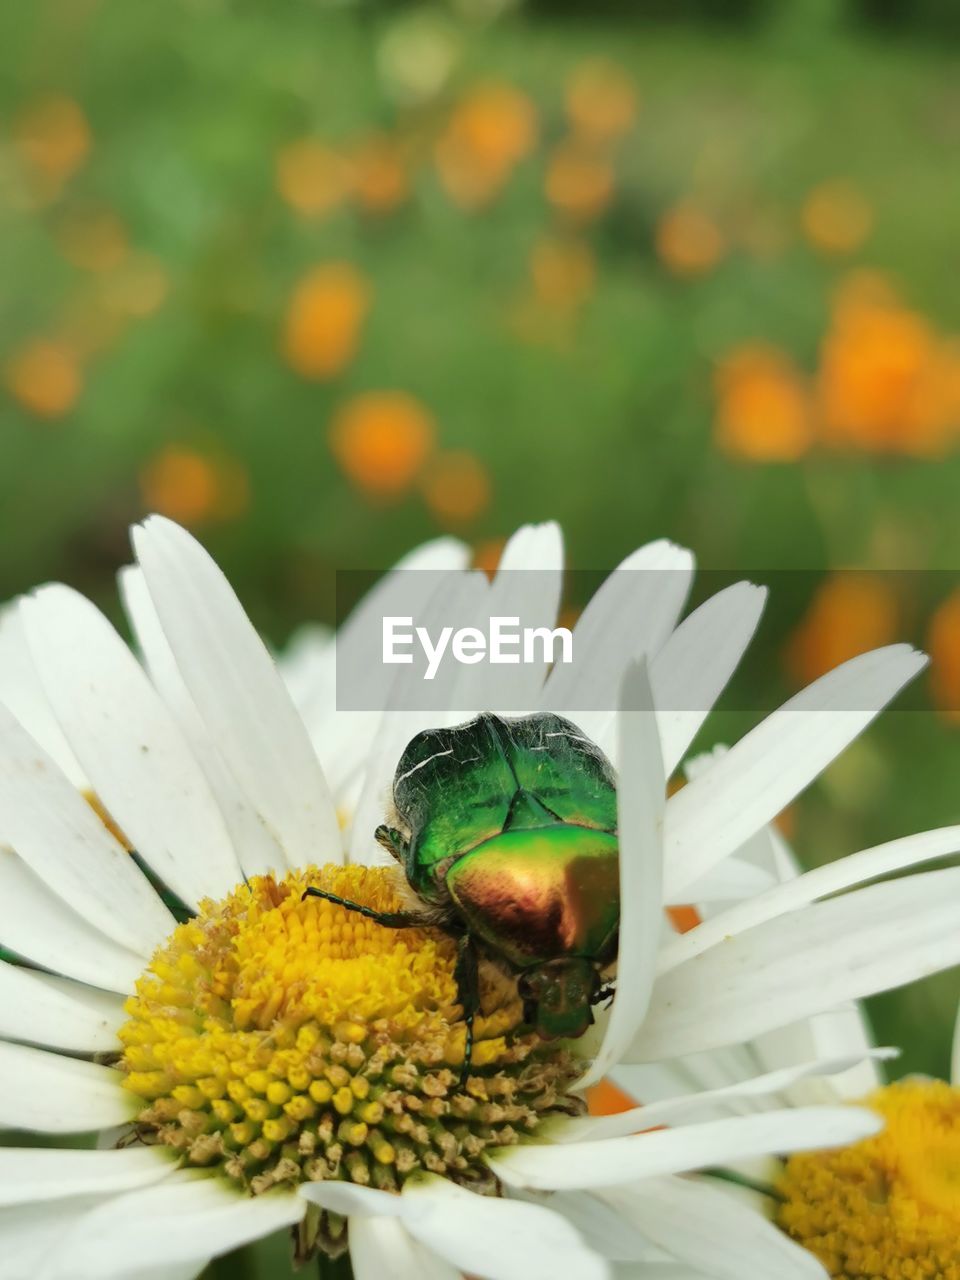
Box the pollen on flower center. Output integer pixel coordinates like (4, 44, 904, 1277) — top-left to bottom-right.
(777, 1080, 960, 1278)
(119, 863, 583, 1250)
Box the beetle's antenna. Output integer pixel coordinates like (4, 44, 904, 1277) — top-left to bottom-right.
(300, 886, 423, 929)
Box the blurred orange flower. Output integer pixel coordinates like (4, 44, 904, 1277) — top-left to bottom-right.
(802, 180, 873, 256)
(655, 202, 726, 278)
(276, 140, 352, 217)
(56, 208, 129, 272)
(5, 338, 82, 419)
(565, 59, 638, 145)
(352, 134, 409, 215)
(13, 95, 91, 194)
(714, 344, 813, 461)
(785, 575, 900, 688)
(928, 589, 960, 723)
(140, 446, 249, 526)
(435, 82, 538, 210)
(529, 235, 596, 310)
(585, 1078, 637, 1117)
(545, 142, 615, 224)
(818, 277, 960, 456)
(282, 264, 371, 380)
(421, 449, 491, 525)
(329, 391, 435, 498)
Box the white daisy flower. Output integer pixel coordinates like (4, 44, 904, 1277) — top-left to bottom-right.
(574, 814, 887, 1280)
(591, 812, 960, 1280)
(0, 517, 958, 1280)
(714, 824, 960, 1280)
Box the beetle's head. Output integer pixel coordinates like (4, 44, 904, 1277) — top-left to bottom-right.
(517, 957, 600, 1041)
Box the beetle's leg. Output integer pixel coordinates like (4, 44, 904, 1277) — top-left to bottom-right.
(374, 825, 407, 863)
(454, 934, 480, 1088)
(593, 982, 616, 1010)
(300, 887, 424, 928)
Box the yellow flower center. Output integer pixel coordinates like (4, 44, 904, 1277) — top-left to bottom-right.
(120, 863, 582, 1246)
(777, 1080, 960, 1278)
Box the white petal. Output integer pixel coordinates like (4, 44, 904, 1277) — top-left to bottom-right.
(305, 540, 469, 803)
(726, 839, 883, 1105)
(613, 1268, 712, 1279)
(395, 536, 471, 570)
(607, 1061, 702, 1111)
(301, 1176, 610, 1280)
(119, 566, 284, 879)
(347, 569, 491, 865)
(0, 850, 143, 993)
(561, 1050, 895, 1142)
(0, 963, 126, 1053)
(350, 1216, 459, 1280)
(337, 536, 472, 662)
(675, 812, 784, 899)
(400, 1176, 609, 1280)
(0, 703, 174, 956)
(753, 1004, 883, 1105)
(489, 1106, 881, 1191)
(632, 867, 960, 1062)
(671, 856, 775, 904)
(325, 536, 472, 745)
(543, 541, 694, 732)
(329, 534, 472, 728)
(0, 1146, 174, 1206)
(579, 662, 664, 1089)
(123, 1263, 208, 1280)
(525, 1188, 663, 1263)
(495, 521, 563, 575)
(298, 1182, 403, 1217)
(23, 584, 243, 908)
(278, 623, 334, 716)
(651, 583, 767, 775)
(612, 1043, 765, 1104)
(0, 1196, 106, 1279)
(132, 517, 342, 867)
(455, 521, 563, 714)
(659, 824, 960, 975)
(347, 717, 423, 866)
(663, 646, 927, 898)
(0, 603, 86, 787)
(680, 745, 727, 783)
(46, 1175, 304, 1278)
(600, 1176, 827, 1280)
(0, 1041, 136, 1133)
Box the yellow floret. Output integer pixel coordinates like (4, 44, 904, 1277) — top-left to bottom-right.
(119, 863, 582, 1199)
(778, 1079, 960, 1278)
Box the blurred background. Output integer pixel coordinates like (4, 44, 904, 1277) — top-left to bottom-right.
(2, 0, 960, 1082)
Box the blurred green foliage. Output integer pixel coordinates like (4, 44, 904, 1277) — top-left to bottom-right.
(1, 0, 960, 1079)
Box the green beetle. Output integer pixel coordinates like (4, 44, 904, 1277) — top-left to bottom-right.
(303, 712, 619, 1076)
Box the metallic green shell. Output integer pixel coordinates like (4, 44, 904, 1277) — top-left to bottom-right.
(390, 712, 618, 899)
(445, 825, 620, 969)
